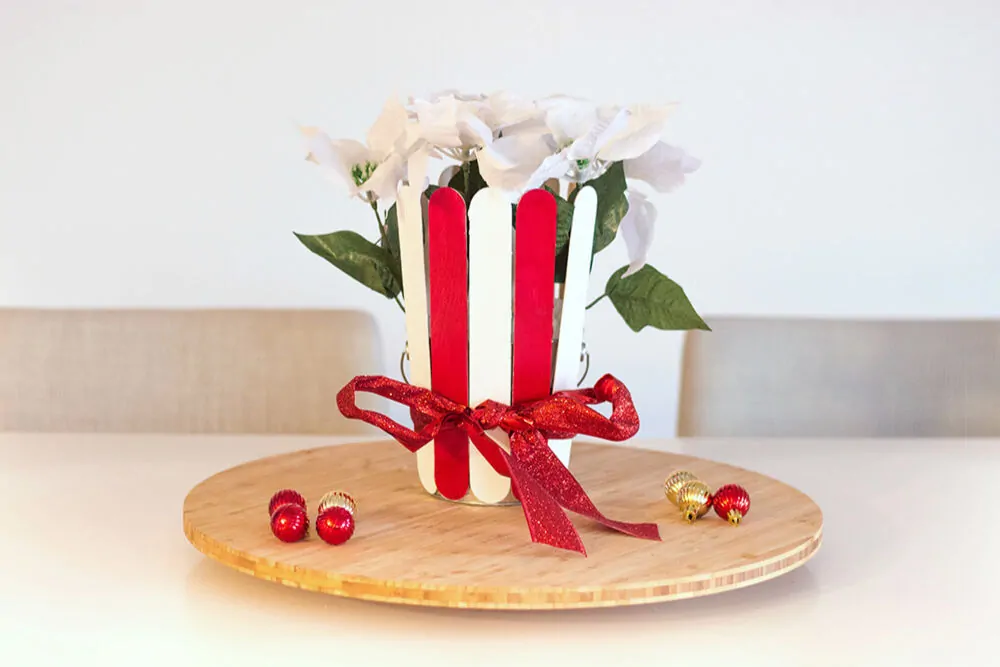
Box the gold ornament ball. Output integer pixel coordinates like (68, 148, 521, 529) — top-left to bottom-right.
(663, 470, 698, 505)
(317, 490, 357, 517)
(676, 480, 713, 523)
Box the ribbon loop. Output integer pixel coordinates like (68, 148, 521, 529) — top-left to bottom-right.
(336, 374, 661, 555)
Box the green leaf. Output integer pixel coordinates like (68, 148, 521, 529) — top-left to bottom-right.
(543, 185, 576, 283)
(581, 162, 629, 254)
(294, 230, 401, 298)
(605, 264, 710, 332)
(383, 204, 402, 292)
(382, 185, 443, 296)
(553, 245, 570, 284)
(448, 159, 487, 202)
(543, 186, 574, 255)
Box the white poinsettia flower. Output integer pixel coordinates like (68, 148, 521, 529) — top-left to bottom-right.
(408, 91, 542, 166)
(619, 189, 657, 277)
(411, 90, 537, 134)
(409, 89, 485, 104)
(410, 94, 492, 161)
(477, 97, 676, 194)
(624, 141, 701, 192)
(301, 96, 415, 206)
(556, 103, 675, 177)
(481, 91, 540, 133)
(595, 105, 676, 161)
(475, 97, 588, 193)
(477, 131, 563, 193)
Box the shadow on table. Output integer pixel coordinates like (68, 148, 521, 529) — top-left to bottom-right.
(183, 556, 822, 640)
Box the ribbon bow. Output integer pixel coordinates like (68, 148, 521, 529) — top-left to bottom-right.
(336, 374, 661, 555)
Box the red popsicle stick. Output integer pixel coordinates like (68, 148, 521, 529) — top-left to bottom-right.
(513, 189, 557, 404)
(427, 187, 470, 500)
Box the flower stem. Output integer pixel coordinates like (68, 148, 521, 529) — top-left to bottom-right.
(370, 201, 387, 246)
(586, 292, 607, 310)
(370, 202, 404, 313)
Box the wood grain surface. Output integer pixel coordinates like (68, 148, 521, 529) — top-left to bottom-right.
(183, 441, 823, 610)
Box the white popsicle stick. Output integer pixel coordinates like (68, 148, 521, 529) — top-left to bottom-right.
(397, 184, 435, 494)
(550, 186, 598, 466)
(467, 188, 513, 504)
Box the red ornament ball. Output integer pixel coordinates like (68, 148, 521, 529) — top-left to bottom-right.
(270, 503, 309, 542)
(268, 489, 306, 516)
(712, 484, 751, 526)
(316, 506, 355, 545)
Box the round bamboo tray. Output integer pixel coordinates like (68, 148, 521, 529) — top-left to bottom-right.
(183, 440, 822, 610)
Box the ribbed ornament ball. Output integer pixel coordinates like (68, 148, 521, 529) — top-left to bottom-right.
(316, 507, 355, 545)
(268, 489, 306, 516)
(270, 503, 309, 542)
(676, 480, 713, 523)
(664, 471, 698, 505)
(712, 484, 751, 526)
(317, 490, 356, 517)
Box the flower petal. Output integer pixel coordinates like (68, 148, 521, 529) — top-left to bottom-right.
(476, 133, 547, 169)
(458, 108, 494, 147)
(363, 153, 405, 206)
(395, 121, 425, 157)
(544, 98, 599, 145)
(568, 108, 630, 161)
(367, 96, 409, 160)
(406, 146, 430, 190)
(537, 94, 595, 111)
(477, 137, 543, 192)
(477, 158, 535, 193)
(300, 128, 369, 190)
(596, 105, 675, 162)
(477, 133, 562, 193)
(619, 190, 657, 277)
(413, 97, 463, 148)
(484, 91, 539, 130)
(624, 141, 701, 193)
(525, 151, 572, 190)
(410, 89, 485, 104)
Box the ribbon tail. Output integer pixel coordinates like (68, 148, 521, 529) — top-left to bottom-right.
(511, 432, 661, 543)
(499, 449, 587, 555)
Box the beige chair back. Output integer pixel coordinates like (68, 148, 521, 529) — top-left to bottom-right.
(0, 308, 381, 434)
(678, 317, 1000, 437)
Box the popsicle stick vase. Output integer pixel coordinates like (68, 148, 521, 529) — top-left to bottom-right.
(396, 185, 599, 505)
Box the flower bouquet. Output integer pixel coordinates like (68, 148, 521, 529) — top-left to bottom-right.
(295, 91, 708, 512)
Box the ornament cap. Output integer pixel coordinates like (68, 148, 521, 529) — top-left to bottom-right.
(727, 509, 742, 526)
(675, 480, 712, 522)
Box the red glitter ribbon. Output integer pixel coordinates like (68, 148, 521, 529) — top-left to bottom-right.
(336, 374, 661, 555)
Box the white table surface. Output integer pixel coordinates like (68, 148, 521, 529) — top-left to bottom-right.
(2, 433, 997, 667)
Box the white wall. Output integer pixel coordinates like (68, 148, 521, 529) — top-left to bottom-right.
(2, 1, 998, 437)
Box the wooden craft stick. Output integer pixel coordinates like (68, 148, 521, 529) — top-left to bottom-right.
(397, 184, 435, 493)
(513, 189, 557, 406)
(549, 186, 597, 466)
(427, 187, 470, 500)
(467, 188, 514, 503)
